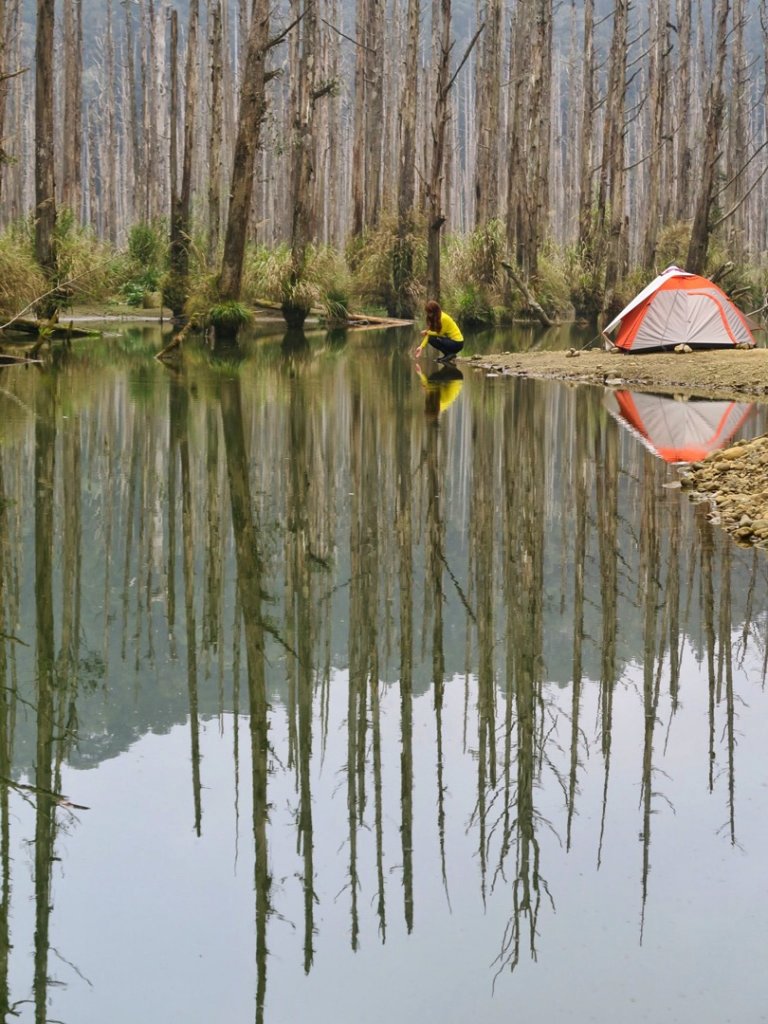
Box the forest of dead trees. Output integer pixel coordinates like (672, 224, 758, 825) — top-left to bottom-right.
(1, 0, 768, 324)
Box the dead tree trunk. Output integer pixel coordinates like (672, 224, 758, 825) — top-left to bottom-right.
(674, 0, 692, 221)
(642, 0, 669, 269)
(208, 0, 224, 264)
(474, 0, 501, 226)
(506, 0, 530, 266)
(284, 0, 324, 327)
(577, 0, 595, 251)
(34, 0, 57, 305)
(392, 0, 421, 318)
(686, 0, 730, 274)
(0, 0, 7, 208)
(103, 0, 117, 243)
(168, 0, 200, 318)
(426, 0, 452, 299)
(61, 0, 82, 217)
(350, 0, 367, 236)
(725, 0, 746, 261)
(365, 0, 385, 229)
(124, 0, 141, 224)
(599, 0, 628, 310)
(218, 0, 270, 315)
(426, 22, 483, 299)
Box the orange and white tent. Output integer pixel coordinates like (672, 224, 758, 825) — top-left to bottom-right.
(603, 265, 756, 352)
(604, 391, 754, 463)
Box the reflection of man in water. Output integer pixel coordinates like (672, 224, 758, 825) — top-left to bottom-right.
(416, 364, 464, 418)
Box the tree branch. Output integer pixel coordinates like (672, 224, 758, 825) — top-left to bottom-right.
(444, 22, 484, 97)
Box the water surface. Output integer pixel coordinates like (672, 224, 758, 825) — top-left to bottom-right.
(0, 322, 767, 1023)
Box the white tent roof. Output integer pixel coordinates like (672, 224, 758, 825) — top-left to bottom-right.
(603, 265, 694, 336)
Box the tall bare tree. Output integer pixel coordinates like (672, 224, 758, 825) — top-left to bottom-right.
(34, 0, 57, 297)
(61, 0, 82, 215)
(598, 0, 629, 309)
(642, 0, 670, 269)
(426, 16, 482, 297)
(208, 0, 224, 264)
(392, 0, 421, 317)
(474, 0, 501, 226)
(577, 0, 595, 251)
(687, 0, 730, 274)
(674, 0, 693, 221)
(168, 0, 201, 317)
(218, 0, 270, 312)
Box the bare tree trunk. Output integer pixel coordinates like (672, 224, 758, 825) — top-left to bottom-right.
(577, 0, 595, 249)
(365, 0, 385, 228)
(642, 0, 669, 269)
(392, 0, 421, 317)
(124, 0, 141, 225)
(599, 0, 629, 307)
(104, 0, 117, 243)
(169, 10, 178, 217)
(350, 0, 367, 235)
(35, 0, 57, 292)
(725, 0, 746, 260)
(61, 0, 82, 215)
(674, 0, 692, 220)
(426, 18, 482, 298)
(208, 0, 224, 264)
(285, 0, 323, 326)
(218, 0, 270, 307)
(687, 0, 730, 274)
(506, 0, 530, 264)
(474, 0, 501, 225)
(168, 0, 200, 317)
(520, 0, 552, 280)
(426, 0, 452, 298)
(0, 0, 7, 209)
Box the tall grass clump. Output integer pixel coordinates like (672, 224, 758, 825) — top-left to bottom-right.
(54, 208, 123, 304)
(0, 228, 47, 318)
(441, 222, 507, 326)
(533, 247, 573, 319)
(246, 244, 352, 321)
(351, 215, 426, 316)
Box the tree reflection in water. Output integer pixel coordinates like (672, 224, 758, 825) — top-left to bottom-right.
(0, 334, 765, 1020)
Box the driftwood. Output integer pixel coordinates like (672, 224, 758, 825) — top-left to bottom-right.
(155, 317, 198, 361)
(501, 261, 557, 328)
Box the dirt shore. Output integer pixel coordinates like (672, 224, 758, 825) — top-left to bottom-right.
(461, 346, 768, 402)
(461, 346, 768, 549)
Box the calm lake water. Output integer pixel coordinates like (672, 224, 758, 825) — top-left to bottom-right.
(1, 321, 767, 1024)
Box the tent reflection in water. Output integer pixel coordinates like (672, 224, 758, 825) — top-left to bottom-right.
(604, 390, 755, 464)
(602, 265, 756, 352)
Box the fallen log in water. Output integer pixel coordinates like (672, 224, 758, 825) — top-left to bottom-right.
(251, 299, 413, 328)
(1, 318, 101, 340)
